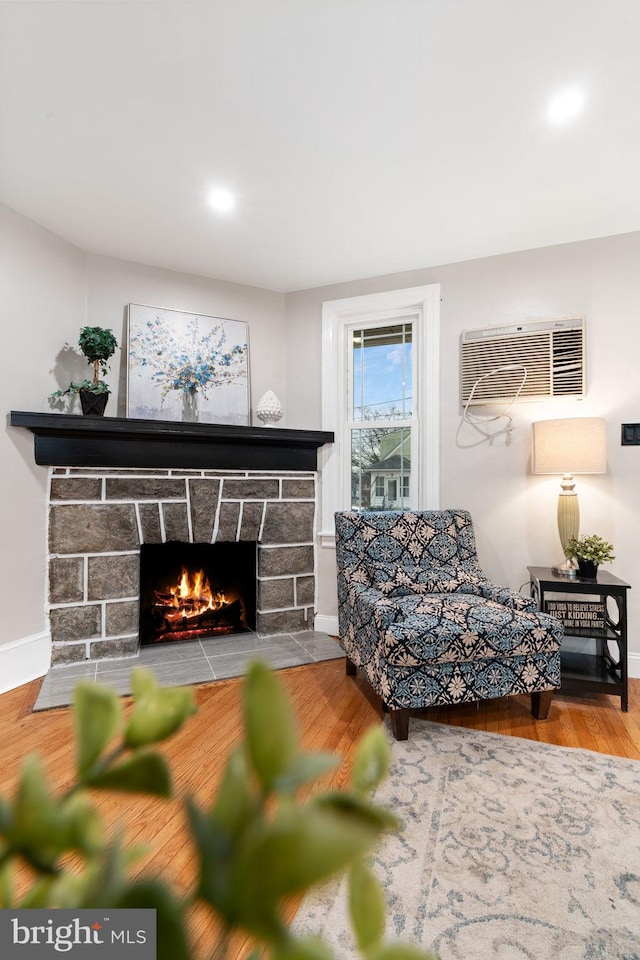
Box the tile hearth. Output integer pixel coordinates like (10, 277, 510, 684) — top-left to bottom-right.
(34, 630, 343, 711)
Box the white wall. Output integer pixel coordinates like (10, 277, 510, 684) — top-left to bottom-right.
(285, 232, 640, 676)
(1, 204, 286, 690)
(84, 254, 286, 421)
(0, 204, 87, 689)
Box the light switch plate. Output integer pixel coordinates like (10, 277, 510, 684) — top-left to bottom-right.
(621, 423, 640, 445)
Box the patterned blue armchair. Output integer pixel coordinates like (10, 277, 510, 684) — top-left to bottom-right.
(335, 510, 563, 740)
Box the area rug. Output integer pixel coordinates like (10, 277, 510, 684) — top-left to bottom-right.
(294, 721, 640, 959)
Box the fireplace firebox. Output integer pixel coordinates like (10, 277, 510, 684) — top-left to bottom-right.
(139, 541, 257, 645)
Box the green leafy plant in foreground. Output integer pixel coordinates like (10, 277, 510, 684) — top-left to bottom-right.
(0, 663, 435, 960)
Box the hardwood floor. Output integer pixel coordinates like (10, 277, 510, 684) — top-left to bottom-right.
(1, 660, 639, 958)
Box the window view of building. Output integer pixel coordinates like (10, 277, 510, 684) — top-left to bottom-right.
(349, 322, 413, 510)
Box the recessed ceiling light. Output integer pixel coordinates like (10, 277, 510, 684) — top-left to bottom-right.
(547, 88, 585, 124)
(208, 188, 236, 214)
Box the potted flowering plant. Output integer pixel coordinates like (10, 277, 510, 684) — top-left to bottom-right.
(50, 326, 119, 416)
(564, 534, 615, 579)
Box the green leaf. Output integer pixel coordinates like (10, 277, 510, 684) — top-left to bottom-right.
(124, 685, 196, 748)
(17, 876, 57, 908)
(0, 796, 12, 834)
(86, 752, 172, 796)
(210, 747, 259, 838)
(243, 661, 298, 792)
(186, 797, 235, 913)
(352, 726, 390, 795)
(232, 794, 394, 905)
(130, 666, 158, 699)
(0, 859, 13, 908)
(73, 682, 121, 778)
(348, 858, 386, 954)
(63, 793, 103, 854)
(314, 793, 399, 833)
(273, 752, 338, 794)
(12, 756, 68, 870)
(114, 879, 190, 960)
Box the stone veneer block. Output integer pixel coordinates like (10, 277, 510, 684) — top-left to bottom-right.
(217, 501, 241, 541)
(88, 554, 139, 600)
(50, 503, 139, 554)
(282, 479, 315, 499)
(49, 557, 84, 604)
(188, 478, 220, 543)
(50, 605, 102, 643)
(296, 575, 315, 606)
(106, 478, 186, 499)
(162, 502, 190, 541)
(261, 502, 315, 545)
(50, 477, 103, 501)
(90, 636, 139, 660)
(51, 643, 88, 666)
(257, 609, 312, 635)
(258, 578, 295, 610)
(258, 545, 314, 576)
(138, 503, 162, 543)
(239, 502, 265, 541)
(105, 600, 139, 636)
(222, 478, 280, 500)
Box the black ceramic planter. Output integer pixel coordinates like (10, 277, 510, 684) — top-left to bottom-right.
(577, 559, 598, 580)
(79, 390, 109, 417)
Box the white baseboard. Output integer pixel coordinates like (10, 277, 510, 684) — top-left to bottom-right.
(0, 630, 51, 694)
(314, 614, 339, 637)
(628, 651, 640, 680)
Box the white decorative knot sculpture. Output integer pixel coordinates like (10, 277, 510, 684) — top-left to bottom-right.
(255, 389, 284, 427)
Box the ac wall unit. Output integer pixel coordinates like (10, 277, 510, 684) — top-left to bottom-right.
(460, 317, 585, 405)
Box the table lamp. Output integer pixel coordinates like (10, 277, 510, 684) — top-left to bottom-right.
(532, 417, 607, 577)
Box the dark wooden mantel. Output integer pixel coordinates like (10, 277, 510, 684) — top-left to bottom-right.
(10, 411, 334, 471)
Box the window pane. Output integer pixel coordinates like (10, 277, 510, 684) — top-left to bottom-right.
(352, 323, 412, 421)
(351, 426, 411, 511)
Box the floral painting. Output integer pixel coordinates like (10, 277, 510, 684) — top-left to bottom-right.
(126, 304, 249, 424)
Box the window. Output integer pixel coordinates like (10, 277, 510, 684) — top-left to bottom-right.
(350, 322, 413, 511)
(321, 284, 440, 542)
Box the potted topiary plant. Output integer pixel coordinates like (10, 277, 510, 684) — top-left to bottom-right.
(564, 533, 615, 580)
(50, 326, 119, 416)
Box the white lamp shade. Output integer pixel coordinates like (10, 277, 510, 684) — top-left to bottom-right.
(532, 418, 607, 475)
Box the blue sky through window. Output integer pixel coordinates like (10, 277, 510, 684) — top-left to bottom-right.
(353, 325, 413, 420)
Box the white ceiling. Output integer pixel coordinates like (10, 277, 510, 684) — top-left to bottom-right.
(1, 1, 640, 293)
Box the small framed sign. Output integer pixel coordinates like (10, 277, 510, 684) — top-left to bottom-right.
(544, 599, 606, 631)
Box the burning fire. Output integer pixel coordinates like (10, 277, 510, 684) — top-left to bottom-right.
(156, 567, 229, 624)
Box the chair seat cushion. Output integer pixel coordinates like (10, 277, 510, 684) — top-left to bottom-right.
(383, 593, 562, 666)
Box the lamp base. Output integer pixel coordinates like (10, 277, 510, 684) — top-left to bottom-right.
(551, 558, 578, 578)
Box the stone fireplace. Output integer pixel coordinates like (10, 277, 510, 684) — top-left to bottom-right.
(47, 467, 318, 664)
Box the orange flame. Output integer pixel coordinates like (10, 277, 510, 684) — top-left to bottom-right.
(159, 567, 228, 623)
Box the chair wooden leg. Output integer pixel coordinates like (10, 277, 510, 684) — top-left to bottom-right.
(389, 708, 409, 741)
(345, 656, 357, 676)
(531, 690, 553, 719)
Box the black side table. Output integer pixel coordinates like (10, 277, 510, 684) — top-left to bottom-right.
(528, 566, 630, 712)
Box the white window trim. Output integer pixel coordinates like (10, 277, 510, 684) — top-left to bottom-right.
(319, 283, 440, 546)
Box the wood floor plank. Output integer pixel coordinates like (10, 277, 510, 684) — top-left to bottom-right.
(0, 661, 638, 960)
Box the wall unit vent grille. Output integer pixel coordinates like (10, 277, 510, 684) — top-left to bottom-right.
(461, 317, 585, 405)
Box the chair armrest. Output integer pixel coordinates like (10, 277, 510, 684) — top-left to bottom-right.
(476, 580, 537, 612)
(348, 582, 403, 631)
